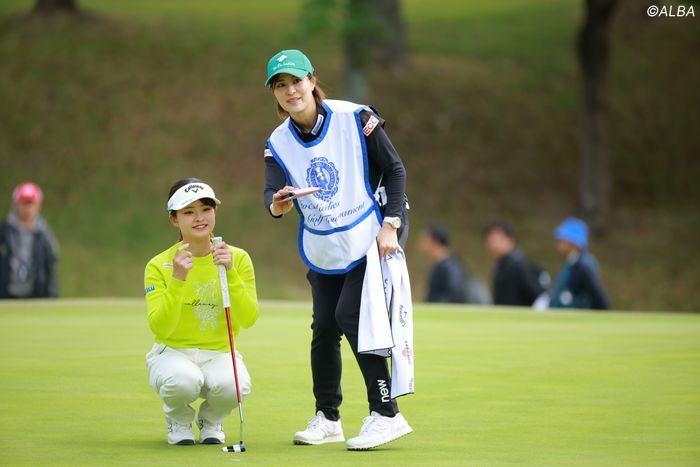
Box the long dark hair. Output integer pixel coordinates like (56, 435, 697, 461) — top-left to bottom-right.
(167, 177, 217, 240)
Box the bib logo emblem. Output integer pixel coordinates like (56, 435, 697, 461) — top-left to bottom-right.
(306, 157, 339, 202)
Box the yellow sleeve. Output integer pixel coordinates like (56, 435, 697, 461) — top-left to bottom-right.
(144, 259, 187, 339)
(227, 247, 259, 329)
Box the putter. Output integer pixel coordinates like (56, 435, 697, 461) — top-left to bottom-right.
(213, 237, 246, 453)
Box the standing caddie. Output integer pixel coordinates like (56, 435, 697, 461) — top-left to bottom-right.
(262, 49, 413, 450)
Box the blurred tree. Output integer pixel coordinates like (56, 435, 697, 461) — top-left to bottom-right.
(33, 0, 79, 14)
(375, 0, 407, 74)
(577, 0, 620, 233)
(294, 0, 407, 101)
(344, 0, 375, 101)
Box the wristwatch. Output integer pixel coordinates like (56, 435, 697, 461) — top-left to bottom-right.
(383, 216, 401, 229)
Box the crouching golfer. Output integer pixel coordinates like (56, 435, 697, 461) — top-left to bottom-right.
(263, 49, 412, 450)
(144, 178, 259, 445)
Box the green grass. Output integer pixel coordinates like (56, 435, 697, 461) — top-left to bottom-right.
(1, 300, 699, 466)
(0, 0, 698, 311)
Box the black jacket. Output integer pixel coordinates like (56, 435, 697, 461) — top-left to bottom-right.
(427, 254, 469, 303)
(550, 251, 610, 310)
(0, 217, 59, 298)
(492, 248, 544, 306)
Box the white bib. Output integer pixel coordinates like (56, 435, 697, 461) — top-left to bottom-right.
(268, 99, 382, 274)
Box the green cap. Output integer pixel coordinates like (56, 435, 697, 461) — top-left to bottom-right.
(265, 49, 314, 87)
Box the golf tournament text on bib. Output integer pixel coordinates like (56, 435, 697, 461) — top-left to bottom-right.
(268, 99, 382, 274)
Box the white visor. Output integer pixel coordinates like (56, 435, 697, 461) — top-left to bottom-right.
(167, 182, 221, 212)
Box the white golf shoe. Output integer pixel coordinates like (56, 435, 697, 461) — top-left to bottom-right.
(166, 417, 195, 445)
(346, 412, 413, 450)
(198, 418, 225, 444)
(293, 411, 345, 445)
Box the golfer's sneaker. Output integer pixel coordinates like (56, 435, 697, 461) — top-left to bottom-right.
(166, 417, 195, 445)
(346, 411, 413, 450)
(293, 411, 345, 445)
(198, 418, 225, 444)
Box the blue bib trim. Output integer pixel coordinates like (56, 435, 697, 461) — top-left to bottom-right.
(299, 246, 368, 275)
(302, 206, 376, 236)
(287, 102, 334, 148)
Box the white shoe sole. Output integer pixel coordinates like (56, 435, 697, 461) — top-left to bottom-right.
(346, 426, 413, 451)
(293, 433, 345, 445)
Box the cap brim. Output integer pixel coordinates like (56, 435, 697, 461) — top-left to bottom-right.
(169, 196, 221, 212)
(265, 68, 310, 86)
(16, 196, 40, 203)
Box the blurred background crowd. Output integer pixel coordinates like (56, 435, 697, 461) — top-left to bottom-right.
(1, 0, 697, 311)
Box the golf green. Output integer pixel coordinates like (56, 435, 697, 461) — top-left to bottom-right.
(1, 300, 698, 466)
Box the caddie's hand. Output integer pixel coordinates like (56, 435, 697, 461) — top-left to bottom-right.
(270, 186, 296, 216)
(211, 241, 233, 270)
(377, 223, 399, 258)
(173, 243, 194, 281)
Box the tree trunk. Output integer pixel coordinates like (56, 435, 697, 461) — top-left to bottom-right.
(577, 0, 618, 234)
(344, 0, 375, 101)
(33, 0, 78, 14)
(375, 0, 408, 74)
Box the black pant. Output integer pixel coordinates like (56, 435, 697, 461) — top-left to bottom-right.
(307, 261, 399, 421)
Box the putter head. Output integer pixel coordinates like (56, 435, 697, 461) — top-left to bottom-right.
(222, 442, 246, 453)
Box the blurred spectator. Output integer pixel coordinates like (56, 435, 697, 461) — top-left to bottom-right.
(0, 182, 59, 298)
(550, 217, 609, 310)
(419, 224, 490, 304)
(484, 221, 549, 307)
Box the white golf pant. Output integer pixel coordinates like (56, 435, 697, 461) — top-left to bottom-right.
(146, 344, 251, 425)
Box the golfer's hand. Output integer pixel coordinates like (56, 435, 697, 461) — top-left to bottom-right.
(173, 243, 194, 281)
(270, 186, 295, 216)
(211, 241, 233, 270)
(377, 223, 399, 258)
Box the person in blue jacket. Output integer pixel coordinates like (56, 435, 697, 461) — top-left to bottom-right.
(550, 218, 610, 310)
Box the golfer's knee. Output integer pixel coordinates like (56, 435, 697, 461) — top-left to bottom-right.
(239, 378, 252, 401)
(159, 370, 203, 404)
(207, 377, 251, 404)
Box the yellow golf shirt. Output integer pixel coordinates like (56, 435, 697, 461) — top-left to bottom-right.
(144, 241, 258, 351)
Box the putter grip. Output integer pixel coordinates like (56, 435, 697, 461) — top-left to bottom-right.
(212, 236, 231, 308)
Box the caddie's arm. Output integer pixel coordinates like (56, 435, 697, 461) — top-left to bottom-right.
(264, 148, 296, 217)
(362, 110, 407, 257)
(362, 110, 406, 220)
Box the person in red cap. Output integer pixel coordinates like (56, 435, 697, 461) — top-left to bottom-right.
(0, 182, 59, 298)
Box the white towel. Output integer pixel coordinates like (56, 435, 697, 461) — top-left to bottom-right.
(359, 244, 415, 398)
